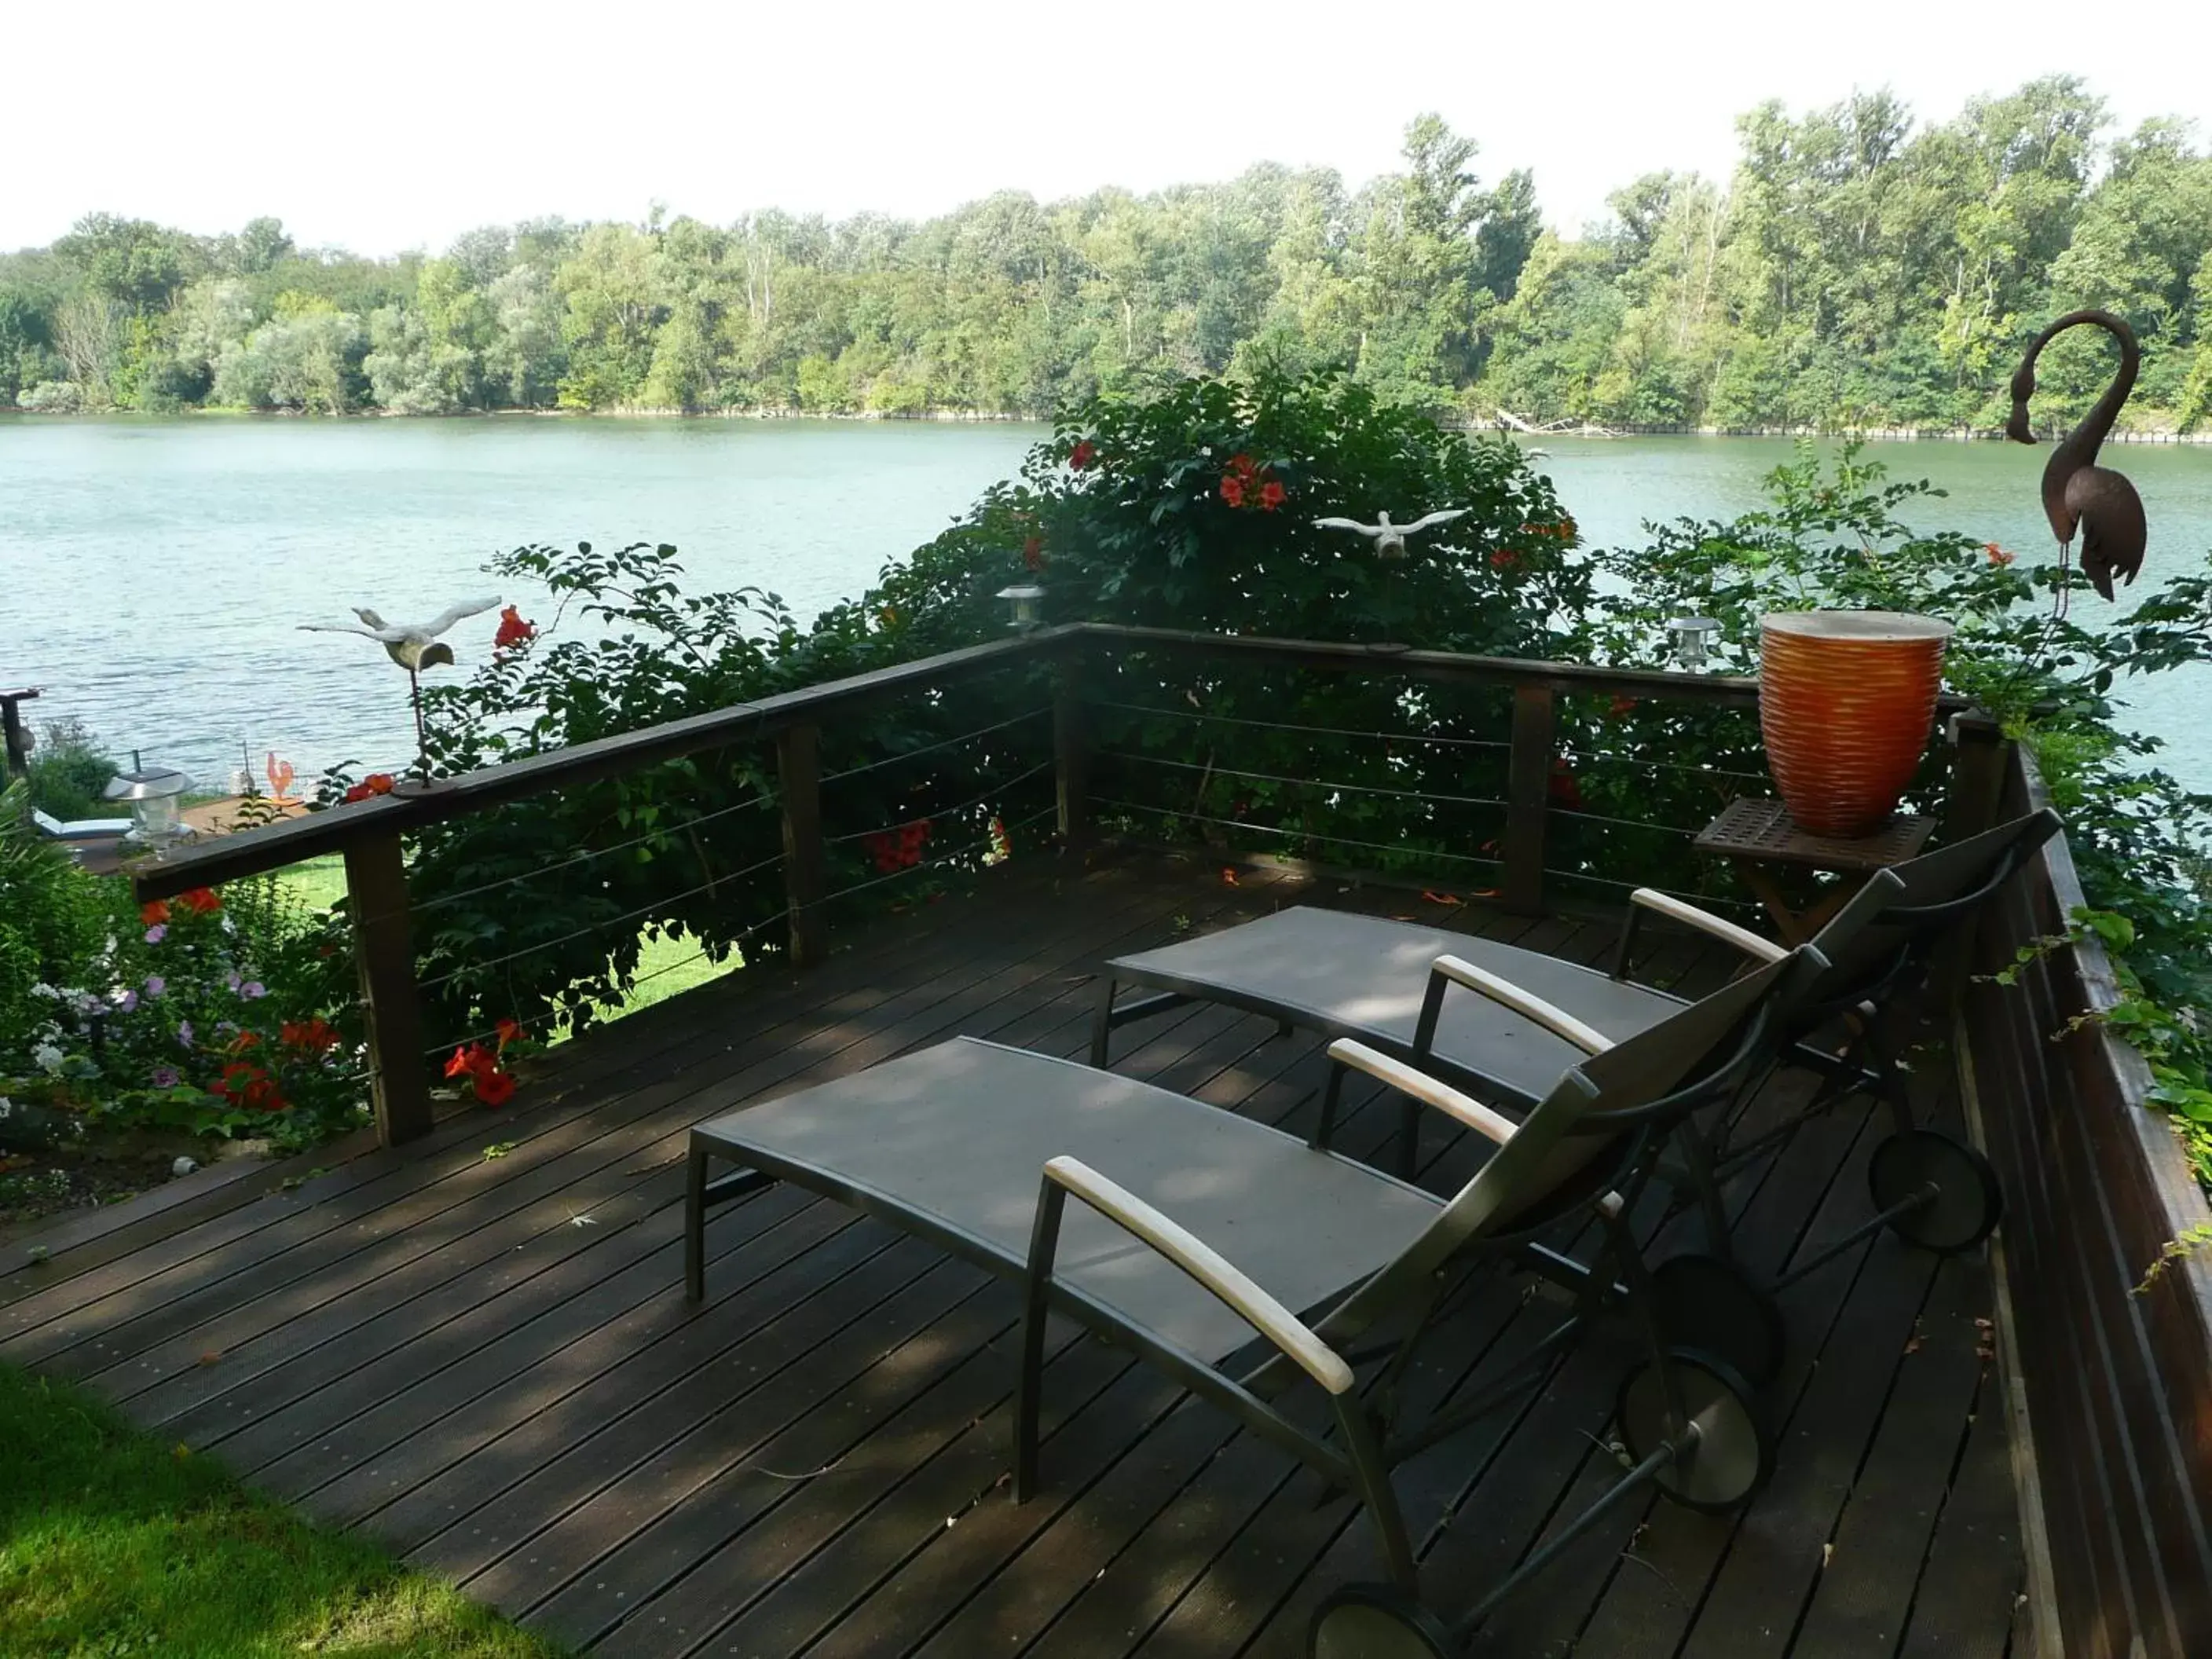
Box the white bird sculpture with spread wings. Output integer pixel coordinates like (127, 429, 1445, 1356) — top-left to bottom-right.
(300, 599, 502, 671)
(301, 597, 500, 784)
(1311, 509, 1468, 559)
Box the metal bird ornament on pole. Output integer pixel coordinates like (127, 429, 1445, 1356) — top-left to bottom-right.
(2005, 309, 2149, 616)
(1313, 510, 1470, 651)
(301, 597, 500, 782)
(1311, 509, 1470, 559)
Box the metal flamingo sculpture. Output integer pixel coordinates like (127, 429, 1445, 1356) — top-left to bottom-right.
(302, 598, 500, 780)
(2005, 309, 2148, 608)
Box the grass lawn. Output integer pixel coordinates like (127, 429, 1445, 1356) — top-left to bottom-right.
(0, 1364, 566, 1658)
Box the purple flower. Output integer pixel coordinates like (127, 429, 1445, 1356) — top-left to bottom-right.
(115, 989, 140, 1013)
(225, 971, 241, 993)
(145, 924, 167, 944)
(144, 976, 166, 998)
(151, 1065, 181, 1089)
(240, 981, 267, 1001)
(177, 1020, 195, 1048)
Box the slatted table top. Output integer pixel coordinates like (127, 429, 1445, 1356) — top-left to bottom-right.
(1694, 796, 1937, 871)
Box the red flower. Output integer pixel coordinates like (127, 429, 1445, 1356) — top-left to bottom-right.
(226, 1029, 262, 1055)
(364, 773, 396, 795)
(1557, 517, 1578, 541)
(473, 1067, 516, 1108)
(495, 1017, 526, 1053)
(1258, 480, 1286, 511)
(1068, 439, 1097, 471)
(445, 1042, 492, 1080)
(1490, 549, 1518, 569)
(494, 605, 537, 650)
(1985, 541, 2015, 567)
(178, 887, 222, 914)
(342, 783, 372, 804)
(1608, 694, 1638, 718)
(281, 1018, 341, 1053)
(1219, 474, 1247, 508)
(863, 819, 932, 874)
(1547, 760, 1584, 811)
(1022, 535, 1046, 573)
(216, 1061, 287, 1113)
(141, 899, 171, 926)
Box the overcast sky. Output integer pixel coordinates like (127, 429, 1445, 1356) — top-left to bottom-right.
(10, 0, 2210, 255)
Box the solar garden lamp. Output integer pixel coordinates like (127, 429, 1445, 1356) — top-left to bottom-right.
(104, 752, 195, 848)
(1667, 615, 1723, 672)
(997, 584, 1046, 632)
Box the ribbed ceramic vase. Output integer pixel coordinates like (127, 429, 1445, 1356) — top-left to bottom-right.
(1758, 611, 1954, 837)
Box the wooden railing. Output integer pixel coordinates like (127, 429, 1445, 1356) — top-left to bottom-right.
(129, 622, 1973, 1148)
(1961, 745, 2212, 1659)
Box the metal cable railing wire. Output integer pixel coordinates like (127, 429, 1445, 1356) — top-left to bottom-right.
(819, 707, 1053, 785)
(408, 789, 779, 917)
(1097, 749, 1508, 812)
(1090, 795, 1503, 869)
(823, 758, 1057, 845)
(416, 847, 789, 993)
(807, 801, 1060, 909)
(1089, 698, 1513, 752)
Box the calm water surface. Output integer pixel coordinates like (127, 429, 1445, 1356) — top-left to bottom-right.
(2, 417, 2206, 792)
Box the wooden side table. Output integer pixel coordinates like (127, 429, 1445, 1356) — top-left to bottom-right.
(1693, 797, 1935, 945)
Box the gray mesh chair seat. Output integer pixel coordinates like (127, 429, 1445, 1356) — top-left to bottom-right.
(689, 1036, 1441, 1363)
(685, 950, 1818, 1629)
(1101, 906, 1685, 1109)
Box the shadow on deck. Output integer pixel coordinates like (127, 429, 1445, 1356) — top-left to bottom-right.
(2, 851, 2027, 1657)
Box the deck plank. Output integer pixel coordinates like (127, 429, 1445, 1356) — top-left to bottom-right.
(2, 851, 2023, 1658)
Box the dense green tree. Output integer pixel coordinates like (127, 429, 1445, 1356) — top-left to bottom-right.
(5, 82, 2207, 427)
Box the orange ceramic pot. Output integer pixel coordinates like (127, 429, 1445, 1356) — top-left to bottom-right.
(1759, 611, 1953, 837)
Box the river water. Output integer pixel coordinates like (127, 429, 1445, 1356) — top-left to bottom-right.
(2, 416, 2206, 794)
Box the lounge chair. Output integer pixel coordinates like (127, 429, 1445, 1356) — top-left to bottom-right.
(687, 947, 1820, 1636)
(1090, 808, 2059, 1283)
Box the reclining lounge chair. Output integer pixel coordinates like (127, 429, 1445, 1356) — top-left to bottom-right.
(687, 946, 1822, 1644)
(1089, 809, 2059, 1290)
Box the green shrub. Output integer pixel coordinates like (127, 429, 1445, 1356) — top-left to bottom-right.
(24, 717, 118, 822)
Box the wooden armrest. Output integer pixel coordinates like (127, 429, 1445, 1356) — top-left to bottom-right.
(1430, 955, 1614, 1055)
(1629, 889, 1786, 965)
(1325, 1038, 1520, 1147)
(1042, 1156, 1354, 1395)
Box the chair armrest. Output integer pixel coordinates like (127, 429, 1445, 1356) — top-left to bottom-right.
(1628, 889, 1786, 965)
(1429, 954, 1614, 1055)
(1040, 1156, 1354, 1396)
(1325, 1038, 1520, 1148)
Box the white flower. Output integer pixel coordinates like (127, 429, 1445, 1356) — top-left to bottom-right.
(0, 1097, 12, 1119)
(30, 983, 60, 999)
(32, 1043, 66, 1075)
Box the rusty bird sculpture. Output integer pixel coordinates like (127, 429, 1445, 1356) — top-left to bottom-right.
(2005, 309, 2148, 606)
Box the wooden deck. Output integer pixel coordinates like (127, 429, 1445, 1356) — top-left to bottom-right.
(1, 852, 2029, 1657)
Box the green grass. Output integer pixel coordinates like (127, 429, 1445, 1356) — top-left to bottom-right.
(270, 858, 737, 1032)
(0, 1364, 566, 1658)
(274, 854, 347, 914)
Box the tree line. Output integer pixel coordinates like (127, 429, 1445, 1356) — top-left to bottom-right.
(3, 76, 2208, 430)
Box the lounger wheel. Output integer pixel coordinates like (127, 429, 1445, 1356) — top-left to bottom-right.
(1309, 1583, 1456, 1658)
(1649, 1253, 1785, 1388)
(1615, 1347, 1772, 1514)
(1866, 1130, 2001, 1254)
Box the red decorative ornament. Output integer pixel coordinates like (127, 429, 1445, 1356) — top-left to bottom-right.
(494, 605, 537, 650)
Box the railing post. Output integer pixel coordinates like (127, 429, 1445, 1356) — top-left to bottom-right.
(342, 831, 433, 1146)
(1942, 709, 2009, 844)
(1501, 685, 1555, 916)
(778, 722, 827, 967)
(1053, 646, 1092, 852)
